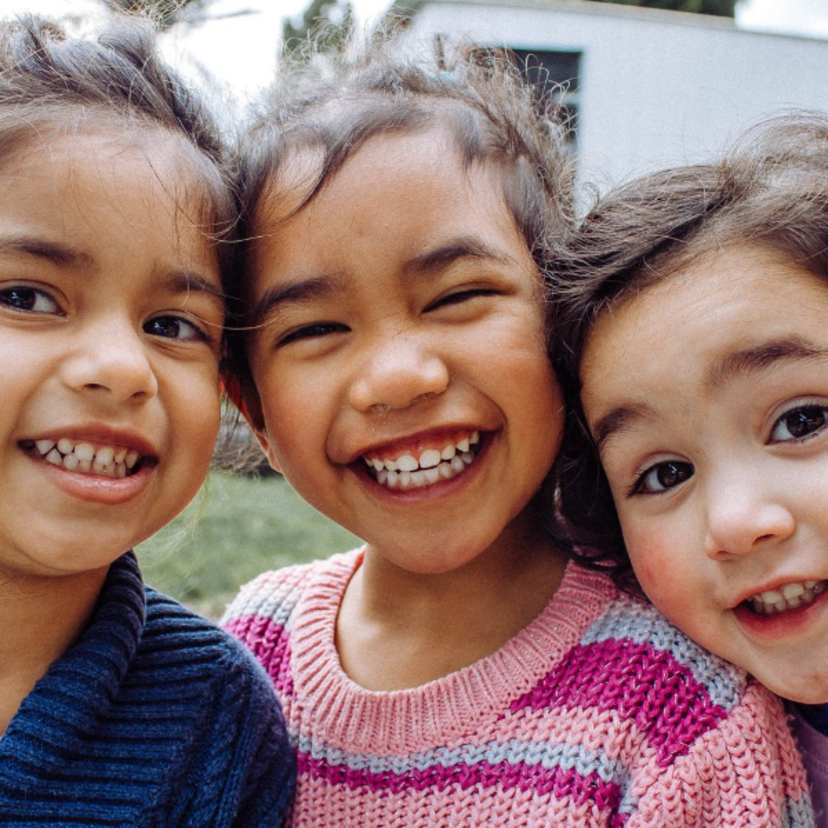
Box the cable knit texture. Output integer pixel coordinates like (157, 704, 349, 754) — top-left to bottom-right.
(0, 552, 295, 827)
(224, 549, 813, 827)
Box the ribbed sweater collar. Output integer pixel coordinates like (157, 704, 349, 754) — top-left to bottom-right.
(0, 553, 145, 783)
(289, 551, 613, 753)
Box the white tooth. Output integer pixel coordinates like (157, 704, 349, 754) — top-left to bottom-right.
(75, 443, 95, 462)
(438, 462, 453, 479)
(364, 456, 373, 467)
(398, 470, 412, 488)
(805, 580, 818, 589)
(759, 589, 783, 604)
(63, 454, 80, 471)
(46, 448, 63, 465)
(57, 438, 74, 455)
(782, 583, 805, 600)
(424, 467, 440, 484)
(116, 462, 127, 478)
(441, 444, 455, 460)
(377, 469, 388, 485)
(457, 438, 470, 453)
(411, 470, 425, 486)
(397, 454, 418, 472)
(371, 459, 384, 472)
(114, 448, 127, 463)
(97, 447, 115, 465)
(386, 470, 399, 488)
(125, 451, 139, 469)
(470, 431, 480, 445)
(419, 449, 441, 469)
(383, 458, 398, 472)
(93, 459, 107, 474)
(450, 456, 465, 472)
(78, 458, 92, 472)
(35, 439, 56, 455)
(461, 452, 474, 465)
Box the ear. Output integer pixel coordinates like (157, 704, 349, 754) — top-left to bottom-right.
(224, 375, 283, 475)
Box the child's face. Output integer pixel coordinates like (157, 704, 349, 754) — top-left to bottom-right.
(246, 127, 563, 575)
(0, 126, 224, 581)
(580, 244, 828, 703)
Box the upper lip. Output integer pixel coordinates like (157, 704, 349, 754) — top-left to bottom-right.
(22, 424, 159, 459)
(347, 426, 486, 465)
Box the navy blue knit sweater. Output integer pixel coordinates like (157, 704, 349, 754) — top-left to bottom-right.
(0, 553, 295, 826)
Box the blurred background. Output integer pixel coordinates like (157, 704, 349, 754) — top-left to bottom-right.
(8, 0, 828, 616)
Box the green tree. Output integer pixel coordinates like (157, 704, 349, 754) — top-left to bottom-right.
(282, 0, 354, 58)
(103, 0, 206, 29)
(590, 0, 735, 16)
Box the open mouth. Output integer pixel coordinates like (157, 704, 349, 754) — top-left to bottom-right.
(363, 431, 481, 491)
(744, 580, 828, 616)
(22, 438, 149, 480)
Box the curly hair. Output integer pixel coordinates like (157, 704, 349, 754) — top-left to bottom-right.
(550, 112, 828, 586)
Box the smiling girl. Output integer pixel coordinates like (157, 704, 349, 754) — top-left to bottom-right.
(222, 32, 811, 827)
(554, 113, 828, 822)
(0, 16, 293, 826)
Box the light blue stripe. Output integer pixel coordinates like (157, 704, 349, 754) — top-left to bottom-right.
(580, 596, 744, 710)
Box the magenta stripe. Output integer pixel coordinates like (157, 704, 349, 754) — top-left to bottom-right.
(228, 617, 294, 698)
(511, 639, 727, 765)
(299, 752, 622, 810)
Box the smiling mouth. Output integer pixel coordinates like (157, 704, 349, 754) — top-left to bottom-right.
(745, 580, 828, 616)
(363, 431, 481, 491)
(22, 438, 148, 479)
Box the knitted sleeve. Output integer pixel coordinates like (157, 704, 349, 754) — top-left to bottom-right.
(624, 682, 811, 827)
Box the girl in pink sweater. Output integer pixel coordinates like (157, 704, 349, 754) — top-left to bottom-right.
(554, 113, 828, 822)
(222, 33, 812, 827)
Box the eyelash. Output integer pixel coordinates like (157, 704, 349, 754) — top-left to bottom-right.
(630, 459, 694, 497)
(144, 314, 214, 344)
(425, 288, 498, 312)
(278, 321, 347, 347)
(0, 284, 63, 315)
(769, 402, 828, 444)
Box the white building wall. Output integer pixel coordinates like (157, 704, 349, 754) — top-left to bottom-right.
(403, 0, 828, 188)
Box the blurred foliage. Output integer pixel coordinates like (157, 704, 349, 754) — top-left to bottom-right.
(102, 0, 205, 29)
(281, 0, 354, 59)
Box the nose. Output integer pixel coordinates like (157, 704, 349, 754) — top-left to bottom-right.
(62, 319, 159, 403)
(348, 332, 449, 414)
(703, 476, 795, 559)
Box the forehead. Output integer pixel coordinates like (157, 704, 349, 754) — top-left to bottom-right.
(581, 245, 828, 410)
(248, 126, 522, 286)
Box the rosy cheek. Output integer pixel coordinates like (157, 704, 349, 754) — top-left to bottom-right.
(628, 539, 672, 597)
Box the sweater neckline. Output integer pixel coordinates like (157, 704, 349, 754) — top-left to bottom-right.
(289, 550, 613, 752)
(0, 554, 145, 775)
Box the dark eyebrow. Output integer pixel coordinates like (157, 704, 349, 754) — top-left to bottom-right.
(591, 402, 657, 452)
(249, 274, 343, 328)
(404, 238, 515, 278)
(165, 271, 226, 314)
(706, 337, 828, 390)
(0, 236, 92, 268)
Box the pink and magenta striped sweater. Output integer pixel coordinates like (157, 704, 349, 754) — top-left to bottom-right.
(223, 550, 813, 827)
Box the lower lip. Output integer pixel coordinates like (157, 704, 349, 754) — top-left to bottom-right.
(733, 586, 828, 640)
(354, 439, 488, 503)
(33, 454, 155, 506)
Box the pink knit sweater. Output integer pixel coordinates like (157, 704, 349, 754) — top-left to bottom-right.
(223, 550, 813, 827)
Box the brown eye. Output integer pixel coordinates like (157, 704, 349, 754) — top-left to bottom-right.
(636, 460, 694, 494)
(771, 405, 828, 442)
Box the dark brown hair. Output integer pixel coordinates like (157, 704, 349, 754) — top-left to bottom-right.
(225, 26, 575, 409)
(0, 14, 236, 301)
(550, 112, 828, 584)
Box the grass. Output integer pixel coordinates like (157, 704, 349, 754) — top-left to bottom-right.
(135, 470, 359, 619)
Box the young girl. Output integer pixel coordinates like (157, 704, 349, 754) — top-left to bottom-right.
(0, 16, 294, 826)
(553, 113, 828, 822)
(222, 33, 812, 826)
